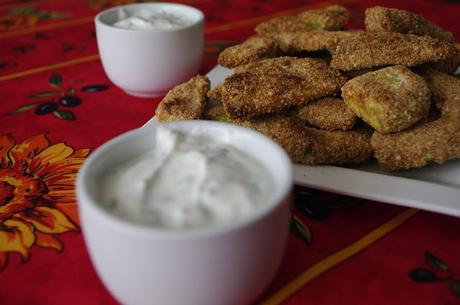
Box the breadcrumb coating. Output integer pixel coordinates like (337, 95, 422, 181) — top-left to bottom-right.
(255, 4, 349, 34)
(218, 36, 279, 68)
(239, 115, 312, 163)
(216, 57, 347, 119)
(365, 6, 454, 42)
(298, 5, 349, 30)
(342, 65, 431, 134)
(417, 47, 460, 74)
(269, 30, 363, 53)
(204, 103, 311, 163)
(203, 97, 229, 121)
(421, 70, 460, 118)
(331, 32, 456, 71)
(297, 97, 357, 131)
(371, 118, 460, 171)
(156, 75, 210, 122)
(160, 85, 312, 163)
(255, 16, 312, 34)
(301, 127, 373, 165)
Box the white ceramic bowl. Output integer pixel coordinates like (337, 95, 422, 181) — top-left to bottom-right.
(95, 3, 204, 98)
(77, 121, 293, 305)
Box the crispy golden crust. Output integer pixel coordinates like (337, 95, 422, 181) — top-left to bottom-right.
(417, 47, 460, 74)
(216, 57, 347, 119)
(255, 5, 349, 34)
(421, 70, 460, 118)
(371, 118, 460, 171)
(301, 127, 373, 165)
(233, 55, 331, 74)
(297, 5, 349, 30)
(239, 115, 311, 163)
(365, 6, 454, 42)
(207, 85, 222, 101)
(255, 16, 312, 34)
(203, 98, 230, 122)
(297, 97, 357, 131)
(218, 36, 279, 68)
(342, 65, 431, 134)
(330, 32, 456, 71)
(269, 30, 363, 53)
(156, 75, 210, 122)
(203, 99, 311, 162)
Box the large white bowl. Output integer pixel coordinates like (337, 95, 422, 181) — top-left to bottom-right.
(77, 121, 293, 305)
(95, 3, 204, 97)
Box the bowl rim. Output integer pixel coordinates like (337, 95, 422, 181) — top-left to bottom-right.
(94, 2, 204, 33)
(77, 120, 293, 240)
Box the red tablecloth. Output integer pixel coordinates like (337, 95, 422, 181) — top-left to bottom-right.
(0, 1, 459, 304)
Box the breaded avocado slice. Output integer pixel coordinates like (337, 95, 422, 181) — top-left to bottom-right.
(341, 65, 431, 133)
(301, 127, 373, 165)
(156, 75, 210, 122)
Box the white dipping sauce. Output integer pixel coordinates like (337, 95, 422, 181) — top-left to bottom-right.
(100, 126, 275, 229)
(113, 8, 191, 30)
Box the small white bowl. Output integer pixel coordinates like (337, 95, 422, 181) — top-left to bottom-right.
(95, 3, 204, 98)
(77, 121, 293, 305)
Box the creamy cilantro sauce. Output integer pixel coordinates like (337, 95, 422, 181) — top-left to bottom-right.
(113, 8, 191, 30)
(100, 126, 275, 229)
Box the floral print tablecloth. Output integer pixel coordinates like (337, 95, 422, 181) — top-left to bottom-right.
(1, 1, 460, 304)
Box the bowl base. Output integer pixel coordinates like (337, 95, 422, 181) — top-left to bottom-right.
(123, 89, 166, 98)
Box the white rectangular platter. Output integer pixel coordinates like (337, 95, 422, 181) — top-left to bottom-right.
(145, 65, 460, 218)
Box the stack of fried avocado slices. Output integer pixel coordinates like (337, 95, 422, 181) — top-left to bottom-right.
(156, 5, 460, 172)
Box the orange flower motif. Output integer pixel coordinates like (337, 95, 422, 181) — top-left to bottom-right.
(0, 134, 89, 270)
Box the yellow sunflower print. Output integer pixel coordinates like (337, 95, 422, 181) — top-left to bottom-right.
(0, 133, 89, 270)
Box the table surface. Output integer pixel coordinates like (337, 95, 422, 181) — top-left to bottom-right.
(0, 1, 459, 305)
